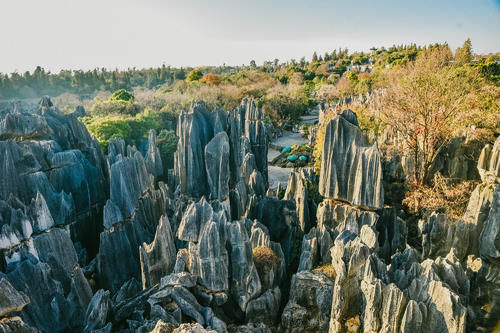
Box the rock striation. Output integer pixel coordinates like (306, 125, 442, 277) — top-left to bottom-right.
(174, 99, 268, 220)
(2, 99, 497, 333)
(319, 113, 383, 209)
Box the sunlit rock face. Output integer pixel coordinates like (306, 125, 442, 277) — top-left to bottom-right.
(319, 112, 384, 210)
(174, 99, 268, 210)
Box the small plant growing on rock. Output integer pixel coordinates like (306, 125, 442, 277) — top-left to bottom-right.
(312, 263, 336, 279)
(253, 246, 278, 272)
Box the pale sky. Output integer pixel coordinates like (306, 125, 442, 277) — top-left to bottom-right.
(1, 0, 500, 74)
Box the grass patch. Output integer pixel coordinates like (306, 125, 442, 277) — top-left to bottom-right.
(253, 246, 278, 271)
(312, 263, 336, 279)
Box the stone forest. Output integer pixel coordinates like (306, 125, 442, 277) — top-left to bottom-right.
(0, 92, 498, 332)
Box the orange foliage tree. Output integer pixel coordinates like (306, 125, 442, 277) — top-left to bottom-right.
(200, 73, 222, 85)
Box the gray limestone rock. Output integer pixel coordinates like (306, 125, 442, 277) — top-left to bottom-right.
(108, 151, 151, 219)
(477, 136, 500, 183)
(177, 198, 214, 242)
(227, 220, 261, 311)
(479, 184, 500, 264)
(5, 257, 72, 332)
(319, 115, 384, 209)
(284, 168, 311, 233)
(26, 193, 54, 233)
(103, 199, 123, 229)
(0, 278, 30, 317)
(297, 227, 319, 271)
(205, 132, 230, 200)
(188, 220, 229, 292)
(160, 272, 196, 289)
(250, 197, 302, 268)
(145, 130, 163, 178)
(245, 287, 281, 326)
(280, 271, 334, 333)
(317, 200, 379, 240)
(140, 215, 176, 289)
(173, 249, 189, 273)
(171, 286, 205, 325)
(83, 289, 111, 333)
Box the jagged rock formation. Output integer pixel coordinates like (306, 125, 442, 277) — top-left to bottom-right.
(1, 99, 497, 333)
(174, 99, 268, 219)
(0, 278, 30, 317)
(280, 271, 334, 332)
(97, 140, 168, 292)
(0, 99, 101, 331)
(140, 215, 176, 289)
(319, 112, 384, 209)
(478, 135, 500, 183)
(145, 129, 164, 179)
(283, 167, 316, 233)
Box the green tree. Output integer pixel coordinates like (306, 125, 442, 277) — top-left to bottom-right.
(186, 68, 203, 82)
(455, 38, 473, 64)
(312, 51, 318, 63)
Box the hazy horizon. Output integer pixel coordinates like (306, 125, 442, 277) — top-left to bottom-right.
(1, 0, 500, 74)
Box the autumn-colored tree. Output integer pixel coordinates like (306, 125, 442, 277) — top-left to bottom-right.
(200, 73, 221, 85)
(381, 45, 482, 185)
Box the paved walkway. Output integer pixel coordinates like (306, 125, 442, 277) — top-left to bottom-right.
(267, 107, 320, 189)
(268, 165, 292, 189)
(271, 131, 308, 149)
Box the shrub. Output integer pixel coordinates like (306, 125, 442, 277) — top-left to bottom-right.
(253, 246, 278, 272)
(402, 174, 479, 219)
(312, 263, 336, 279)
(91, 89, 141, 117)
(110, 89, 134, 102)
(82, 110, 162, 152)
(261, 84, 309, 125)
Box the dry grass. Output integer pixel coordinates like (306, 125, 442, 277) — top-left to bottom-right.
(403, 174, 478, 219)
(312, 263, 336, 279)
(253, 246, 278, 271)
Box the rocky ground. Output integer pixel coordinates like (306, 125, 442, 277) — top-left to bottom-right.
(0, 97, 499, 333)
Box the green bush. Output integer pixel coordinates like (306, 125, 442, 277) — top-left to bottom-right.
(81, 109, 165, 152)
(91, 89, 141, 117)
(110, 89, 134, 102)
